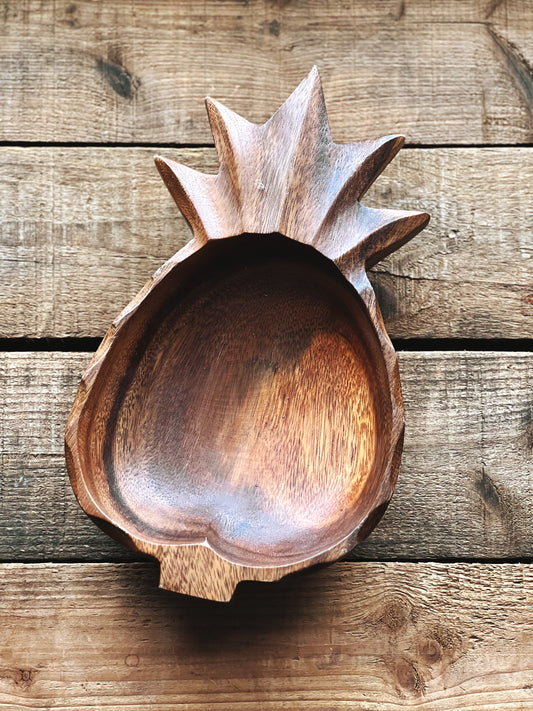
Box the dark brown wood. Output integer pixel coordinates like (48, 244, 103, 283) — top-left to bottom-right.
(2, 561, 533, 709)
(65, 69, 428, 600)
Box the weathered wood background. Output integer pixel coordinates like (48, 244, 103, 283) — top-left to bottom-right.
(0, 0, 532, 708)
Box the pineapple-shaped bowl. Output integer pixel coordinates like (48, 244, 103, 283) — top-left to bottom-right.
(65, 69, 429, 602)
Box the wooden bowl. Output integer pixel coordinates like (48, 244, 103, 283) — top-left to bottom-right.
(65, 68, 429, 601)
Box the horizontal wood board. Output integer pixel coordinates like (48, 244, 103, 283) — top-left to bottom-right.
(1, 146, 532, 339)
(0, 561, 532, 709)
(1, 351, 531, 562)
(0, 0, 532, 144)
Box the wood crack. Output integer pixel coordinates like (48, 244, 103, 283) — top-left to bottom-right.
(487, 25, 533, 117)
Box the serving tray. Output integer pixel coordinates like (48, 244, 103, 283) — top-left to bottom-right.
(65, 68, 429, 601)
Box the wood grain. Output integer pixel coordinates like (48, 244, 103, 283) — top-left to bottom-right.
(0, 0, 532, 145)
(65, 73, 428, 600)
(1, 351, 532, 563)
(0, 0, 530, 702)
(1, 146, 532, 339)
(0, 561, 532, 709)
(66, 236, 403, 599)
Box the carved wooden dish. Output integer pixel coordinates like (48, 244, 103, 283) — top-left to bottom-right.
(65, 68, 429, 602)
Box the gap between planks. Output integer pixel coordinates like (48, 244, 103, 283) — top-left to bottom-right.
(1, 142, 533, 148)
(0, 338, 533, 353)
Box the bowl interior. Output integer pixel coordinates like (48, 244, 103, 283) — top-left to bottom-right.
(80, 233, 393, 566)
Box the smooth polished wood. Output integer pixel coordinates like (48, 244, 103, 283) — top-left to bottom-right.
(66, 69, 428, 600)
(1, 561, 533, 709)
(4, 351, 533, 563)
(1, 146, 531, 340)
(0, 0, 531, 144)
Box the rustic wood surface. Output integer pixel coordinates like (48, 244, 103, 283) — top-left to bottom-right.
(1, 0, 532, 703)
(1, 0, 532, 145)
(1, 146, 531, 340)
(2, 351, 531, 563)
(1, 561, 532, 710)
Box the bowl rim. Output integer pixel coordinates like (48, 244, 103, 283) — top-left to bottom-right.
(65, 231, 405, 600)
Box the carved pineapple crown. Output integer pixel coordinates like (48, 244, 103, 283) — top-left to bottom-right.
(155, 67, 429, 274)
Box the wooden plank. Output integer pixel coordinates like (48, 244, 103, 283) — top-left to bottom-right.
(0, 0, 532, 145)
(1, 146, 532, 339)
(1, 351, 532, 562)
(0, 561, 532, 709)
